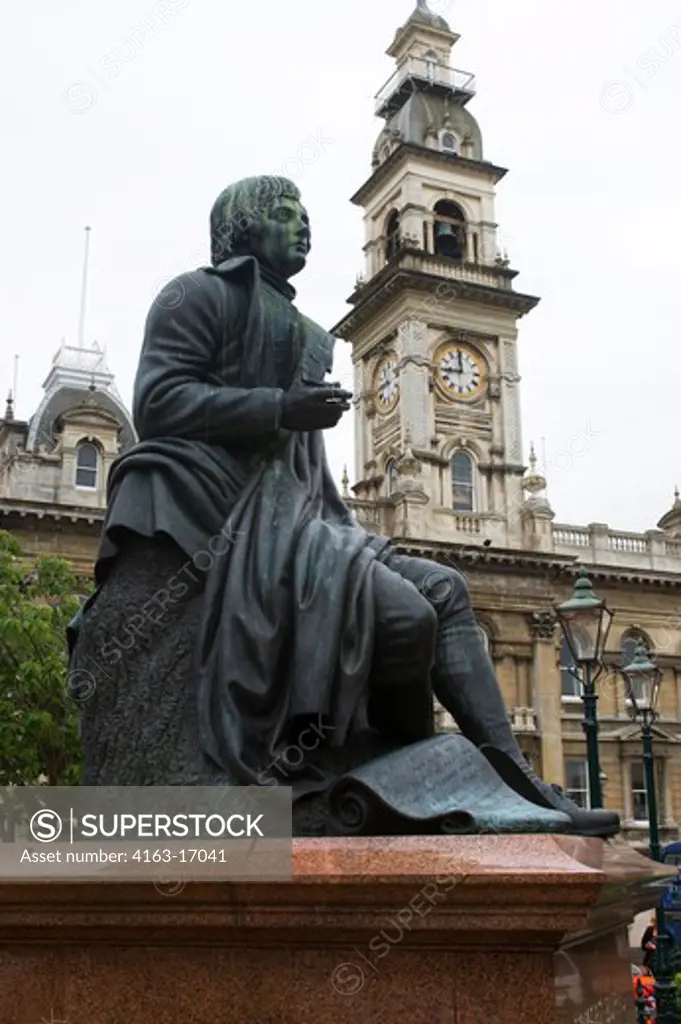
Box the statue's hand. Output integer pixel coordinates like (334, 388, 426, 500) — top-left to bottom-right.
(281, 383, 352, 431)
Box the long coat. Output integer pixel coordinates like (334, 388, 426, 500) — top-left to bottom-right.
(72, 256, 391, 796)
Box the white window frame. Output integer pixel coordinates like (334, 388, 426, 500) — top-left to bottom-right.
(386, 458, 399, 496)
(74, 441, 99, 490)
(630, 759, 649, 823)
(451, 450, 476, 513)
(560, 638, 582, 703)
(424, 50, 438, 83)
(564, 758, 590, 810)
(439, 129, 460, 154)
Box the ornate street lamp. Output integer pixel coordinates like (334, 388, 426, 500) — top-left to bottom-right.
(555, 569, 613, 810)
(623, 643, 677, 1024)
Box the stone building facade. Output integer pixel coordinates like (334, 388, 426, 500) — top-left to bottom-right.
(332, 0, 681, 849)
(0, 341, 135, 577)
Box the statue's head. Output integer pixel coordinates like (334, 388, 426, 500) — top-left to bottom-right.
(210, 176, 311, 280)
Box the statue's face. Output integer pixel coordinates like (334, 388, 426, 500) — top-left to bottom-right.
(250, 197, 311, 279)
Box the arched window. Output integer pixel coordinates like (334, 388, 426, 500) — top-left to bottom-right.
(433, 200, 467, 261)
(386, 459, 399, 495)
(620, 629, 650, 668)
(425, 50, 438, 82)
(451, 450, 474, 511)
(440, 131, 458, 154)
(75, 441, 99, 488)
(385, 210, 400, 262)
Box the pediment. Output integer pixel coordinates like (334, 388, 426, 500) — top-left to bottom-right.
(60, 406, 122, 429)
(612, 721, 680, 743)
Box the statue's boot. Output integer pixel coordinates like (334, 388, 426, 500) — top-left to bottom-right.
(431, 595, 620, 839)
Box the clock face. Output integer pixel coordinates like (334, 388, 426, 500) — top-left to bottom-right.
(374, 352, 400, 413)
(435, 343, 485, 401)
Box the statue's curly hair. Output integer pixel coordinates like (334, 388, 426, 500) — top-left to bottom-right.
(209, 176, 301, 266)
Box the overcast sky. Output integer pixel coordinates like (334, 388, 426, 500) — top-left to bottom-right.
(1, 0, 679, 533)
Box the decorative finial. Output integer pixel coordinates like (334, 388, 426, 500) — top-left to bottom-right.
(4, 390, 14, 422)
(675, 485, 680, 503)
(528, 441, 537, 473)
(341, 465, 350, 497)
(523, 440, 548, 498)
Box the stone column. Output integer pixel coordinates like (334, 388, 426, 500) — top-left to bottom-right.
(501, 381, 523, 467)
(353, 358, 364, 481)
(588, 522, 610, 562)
(529, 611, 565, 788)
(646, 528, 667, 570)
(397, 319, 431, 451)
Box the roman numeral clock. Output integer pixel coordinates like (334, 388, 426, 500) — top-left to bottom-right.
(374, 351, 400, 414)
(434, 341, 487, 401)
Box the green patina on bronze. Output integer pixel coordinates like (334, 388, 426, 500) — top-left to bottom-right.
(210, 175, 303, 266)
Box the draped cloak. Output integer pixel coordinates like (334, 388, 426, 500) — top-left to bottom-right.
(70, 255, 392, 797)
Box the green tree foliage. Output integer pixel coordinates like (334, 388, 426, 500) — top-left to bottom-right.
(0, 530, 90, 785)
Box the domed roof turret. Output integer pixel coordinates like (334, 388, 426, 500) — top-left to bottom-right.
(409, 0, 451, 32)
(26, 340, 136, 453)
(657, 487, 681, 538)
(372, 92, 483, 168)
(388, 0, 456, 55)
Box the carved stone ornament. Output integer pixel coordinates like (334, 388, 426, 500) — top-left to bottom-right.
(529, 611, 557, 641)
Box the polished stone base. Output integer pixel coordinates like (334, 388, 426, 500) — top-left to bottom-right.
(0, 835, 672, 1023)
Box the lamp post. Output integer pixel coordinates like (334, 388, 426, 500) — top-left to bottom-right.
(622, 643, 677, 1024)
(555, 569, 613, 810)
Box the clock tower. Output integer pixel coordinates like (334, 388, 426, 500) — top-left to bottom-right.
(333, 0, 540, 548)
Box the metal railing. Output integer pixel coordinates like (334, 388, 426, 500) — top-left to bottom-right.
(375, 56, 476, 115)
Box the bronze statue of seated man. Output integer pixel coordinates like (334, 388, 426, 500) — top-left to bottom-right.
(68, 175, 618, 839)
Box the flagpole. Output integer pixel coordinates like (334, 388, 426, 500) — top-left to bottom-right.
(77, 226, 92, 348)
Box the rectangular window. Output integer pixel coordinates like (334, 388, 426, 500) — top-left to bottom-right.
(565, 758, 590, 809)
(75, 442, 99, 489)
(452, 482, 474, 511)
(560, 640, 582, 700)
(75, 466, 97, 488)
(451, 452, 474, 512)
(631, 760, 648, 821)
(631, 759, 665, 822)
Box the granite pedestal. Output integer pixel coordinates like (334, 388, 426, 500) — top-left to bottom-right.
(0, 835, 672, 1024)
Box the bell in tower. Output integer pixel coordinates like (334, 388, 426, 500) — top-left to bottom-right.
(433, 200, 467, 261)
